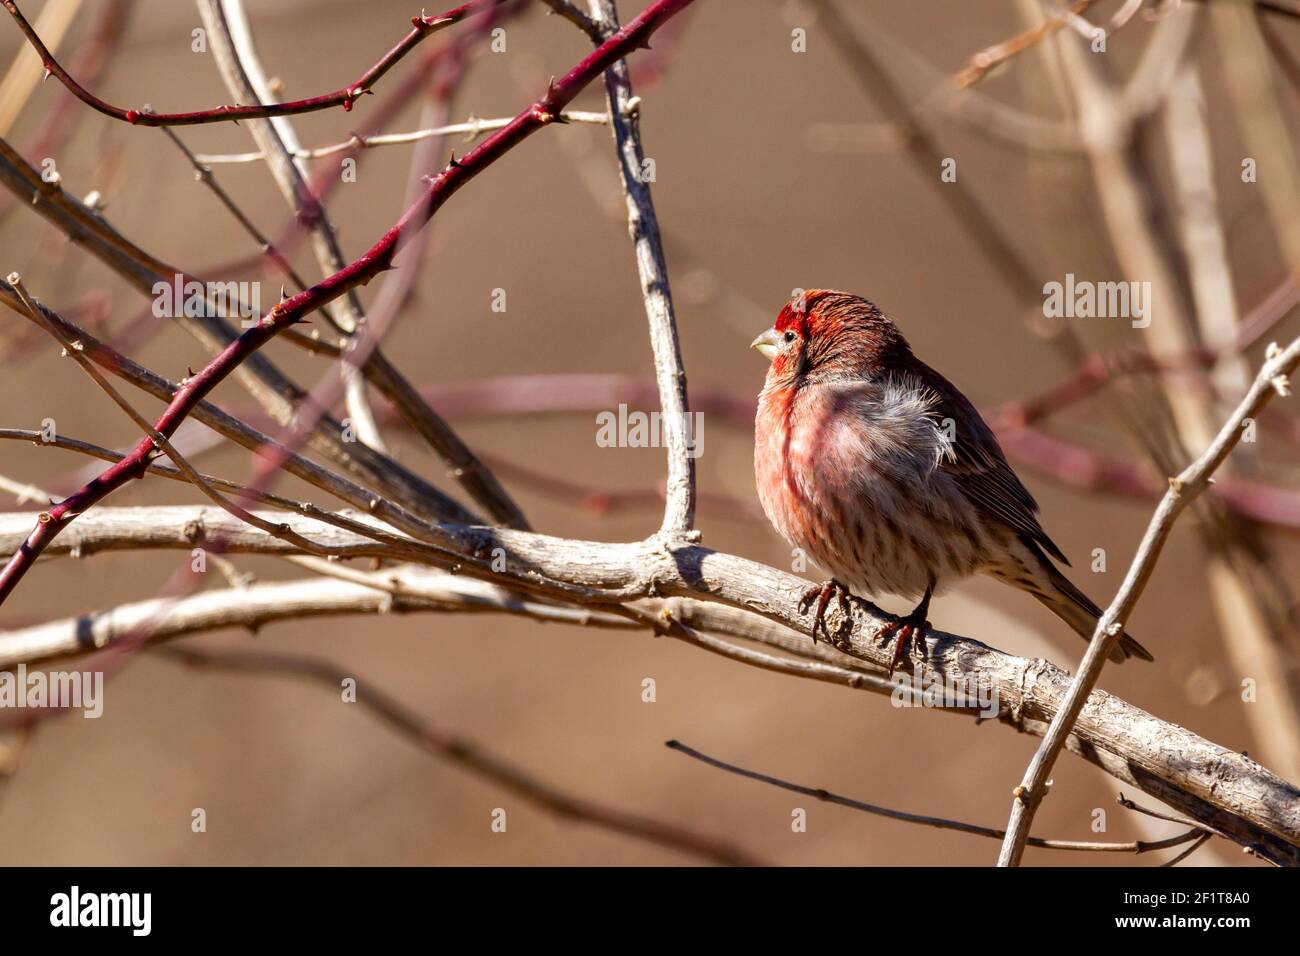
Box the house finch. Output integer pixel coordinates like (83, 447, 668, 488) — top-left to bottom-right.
(752, 289, 1153, 674)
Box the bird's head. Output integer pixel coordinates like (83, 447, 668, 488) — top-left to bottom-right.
(751, 289, 911, 388)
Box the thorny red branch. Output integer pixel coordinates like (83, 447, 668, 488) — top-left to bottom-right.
(0, 0, 696, 607)
(0, 0, 131, 221)
(1, 0, 500, 127)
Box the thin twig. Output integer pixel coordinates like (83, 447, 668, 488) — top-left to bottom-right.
(158, 125, 308, 294)
(0, 474, 50, 506)
(667, 740, 1208, 855)
(1162, 833, 1213, 867)
(542, 0, 602, 40)
(954, 0, 1095, 89)
(190, 111, 611, 164)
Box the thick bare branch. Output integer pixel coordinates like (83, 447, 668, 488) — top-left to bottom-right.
(3, 501, 1299, 864)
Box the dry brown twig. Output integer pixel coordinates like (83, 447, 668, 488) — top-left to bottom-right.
(954, 0, 1097, 90)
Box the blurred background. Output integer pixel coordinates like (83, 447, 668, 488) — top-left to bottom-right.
(0, 0, 1297, 865)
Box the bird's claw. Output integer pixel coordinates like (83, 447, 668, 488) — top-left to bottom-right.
(799, 579, 851, 643)
(878, 608, 930, 678)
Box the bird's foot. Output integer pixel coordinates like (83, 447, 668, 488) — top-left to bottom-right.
(798, 579, 851, 644)
(877, 587, 933, 677)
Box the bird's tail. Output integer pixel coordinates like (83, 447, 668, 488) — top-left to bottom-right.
(1029, 554, 1154, 664)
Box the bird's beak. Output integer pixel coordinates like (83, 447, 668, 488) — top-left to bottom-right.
(750, 327, 780, 361)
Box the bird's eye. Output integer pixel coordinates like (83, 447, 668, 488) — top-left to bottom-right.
(783, 331, 796, 343)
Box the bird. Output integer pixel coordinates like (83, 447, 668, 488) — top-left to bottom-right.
(751, 289, 1152, 675)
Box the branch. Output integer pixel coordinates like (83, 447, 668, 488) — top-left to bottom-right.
(996, 336, 1300, 867)
(954, 0, 1096, 90)
(3, 502, 1299, 863)
(583, 0, 695, 538)
(0, 0, 697, 606)
(1163, 59, 1300, 794)
(543, 0, 602, 40)
(1047, 0, 1300, 796)
(189, 111, 611, 165)
(666, 740, 1209, 856)
(0, 566, 648, 666)
(0, 0, 497, 126)
(0, 0, 81, 137)
(0, 0, 131, 223)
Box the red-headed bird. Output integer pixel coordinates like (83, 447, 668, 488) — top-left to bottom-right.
(752, 290, 1152, 673)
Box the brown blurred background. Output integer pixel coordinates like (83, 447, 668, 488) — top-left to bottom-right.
(0, 0, 1297, 865)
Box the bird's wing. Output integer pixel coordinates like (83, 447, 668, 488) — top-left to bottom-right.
(917, 361, 1070, 566)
